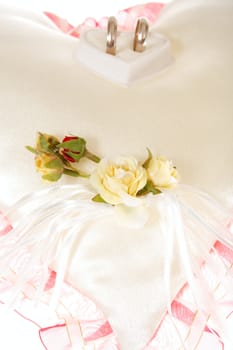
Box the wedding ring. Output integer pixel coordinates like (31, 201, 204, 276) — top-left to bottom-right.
(106, 16, 117, 56)
(133, 18, 149, 53)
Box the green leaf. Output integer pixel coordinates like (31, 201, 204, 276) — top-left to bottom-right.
(137, 180, 161, 197)
(42, 172, 62, 182)
(92, 194, 107, 203)
(63, 168, 81, 177)
(58, 138, 86, 153)
(45, 158, 63, 169)
(137, 186, 150, 196)
(65, 151, 83, 162)
(143, 147, 153, 169)
(25, 145, 38, 154)
(39, 133, 50, 152)
(148, 184, 161, 195)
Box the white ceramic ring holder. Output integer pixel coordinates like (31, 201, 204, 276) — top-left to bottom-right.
(74, 28, 174, 86)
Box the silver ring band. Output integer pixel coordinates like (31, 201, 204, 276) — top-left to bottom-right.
(133, 18, 149, 53)
(106, 17, 117, 56)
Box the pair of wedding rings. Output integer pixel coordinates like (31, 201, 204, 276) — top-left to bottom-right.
(106, 17, 149, 56)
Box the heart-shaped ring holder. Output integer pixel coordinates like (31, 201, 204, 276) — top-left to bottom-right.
(74, 28, 174, 85)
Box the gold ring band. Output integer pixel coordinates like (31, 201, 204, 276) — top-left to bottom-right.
(106, 16, 117, 56)
(133, 18, 149, 53)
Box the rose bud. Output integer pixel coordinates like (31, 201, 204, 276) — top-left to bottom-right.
(58, 136, 86, 163)
(147, 156, 179, 189)
(36, 133, 60, 153)
(35, 153, 64, 181)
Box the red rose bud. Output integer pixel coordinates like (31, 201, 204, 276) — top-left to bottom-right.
(62, 136, 79, 143)
(61, 151, 77, 162)
(59, 135, 86, 163)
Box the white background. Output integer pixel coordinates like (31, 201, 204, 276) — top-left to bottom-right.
(0, 0, 171, 24)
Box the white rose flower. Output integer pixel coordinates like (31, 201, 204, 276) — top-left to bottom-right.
(147, 156, 179, 189)
(90, 156, 147, 205)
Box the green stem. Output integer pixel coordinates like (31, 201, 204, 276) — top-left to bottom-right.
(77, 170, 90, 178)
(85, 150, 101, 163)
(64, 166, 90, 178)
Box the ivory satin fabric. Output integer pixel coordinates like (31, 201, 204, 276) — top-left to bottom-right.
(0, 1, 233, 349)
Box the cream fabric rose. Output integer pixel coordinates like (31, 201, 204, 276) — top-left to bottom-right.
(90, 156, 147, 205)
(147, 156, 179, 189)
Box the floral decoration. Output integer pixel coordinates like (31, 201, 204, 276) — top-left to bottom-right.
(26, 133, 100, 182)
(44, 3, 164, 38)
(90, 156, 148, 205)
(27, 133, 179, 205)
